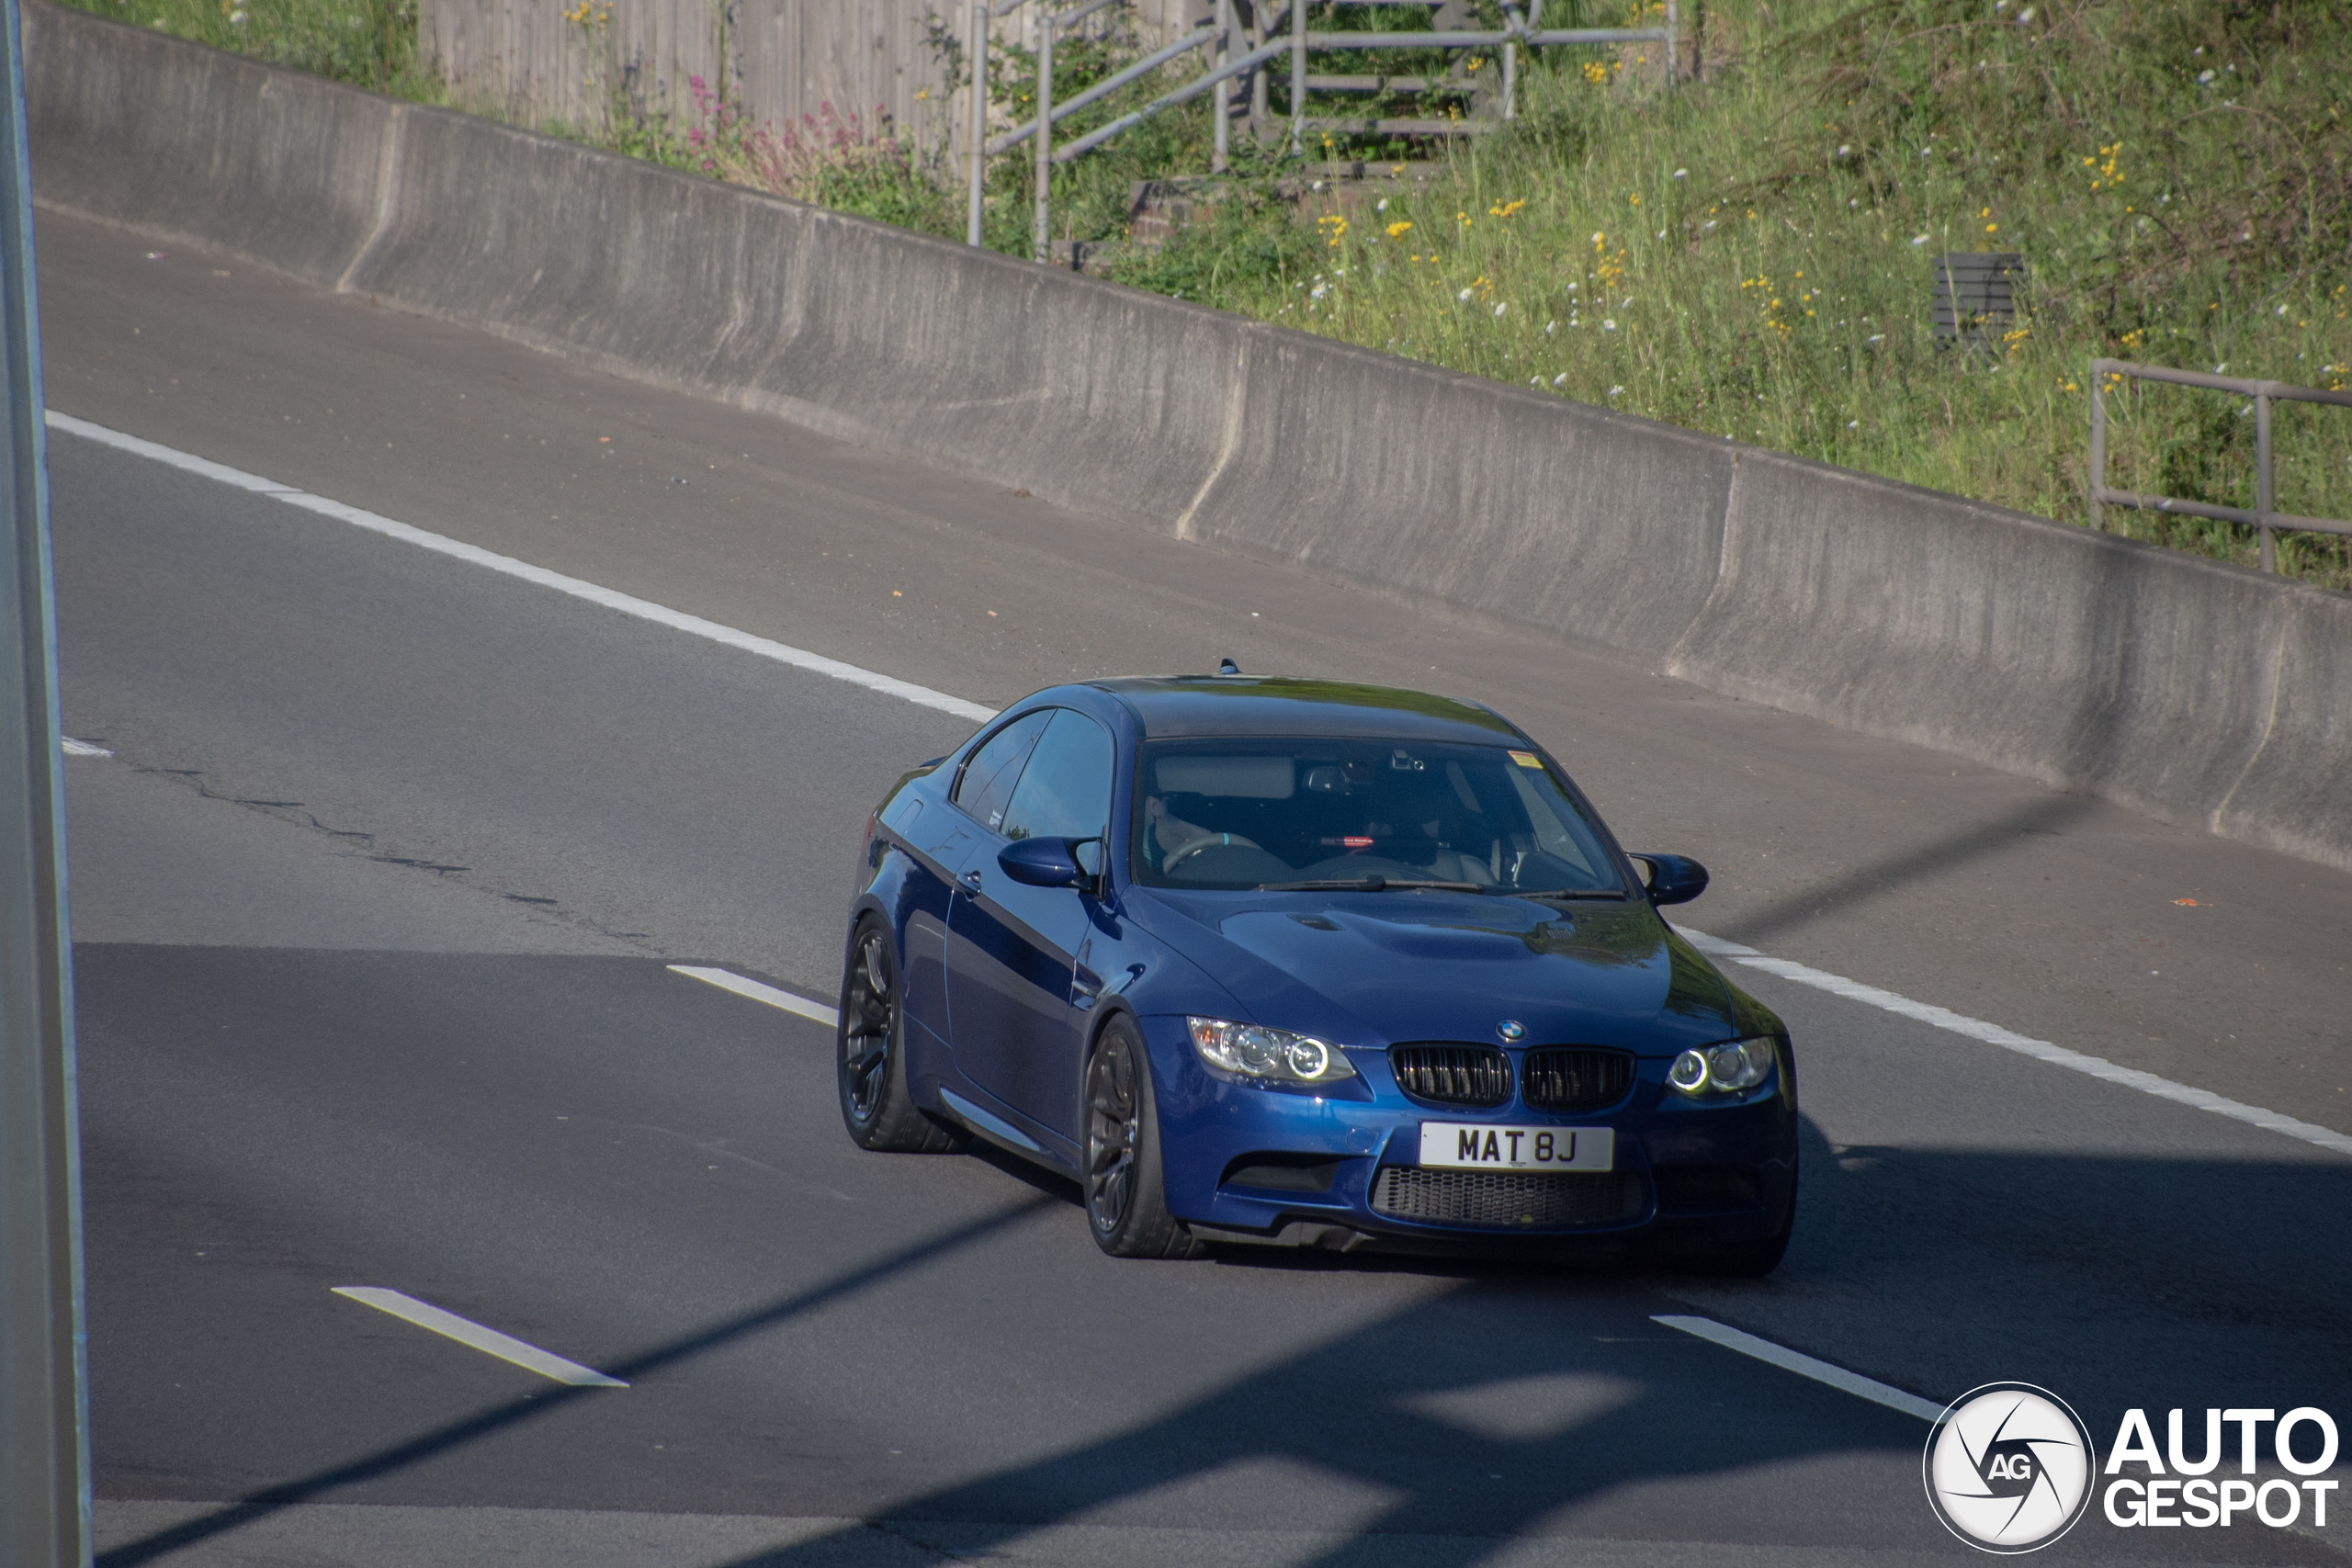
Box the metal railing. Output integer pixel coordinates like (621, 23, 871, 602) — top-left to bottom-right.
(961, 0, 1675, 256)
(2088, 358, 2352, 573)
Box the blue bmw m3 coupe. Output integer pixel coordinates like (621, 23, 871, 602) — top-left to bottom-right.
(838, 674, 1797, 1273)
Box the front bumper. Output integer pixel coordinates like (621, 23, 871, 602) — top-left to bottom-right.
(1139, 1015, 1797, 1252)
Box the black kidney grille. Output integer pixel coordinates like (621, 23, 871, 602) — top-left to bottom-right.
(1521, 1047, 1634, 1112)
(1373, 1168, 1643, 1228)
(1388, 1044, 1511, 1107)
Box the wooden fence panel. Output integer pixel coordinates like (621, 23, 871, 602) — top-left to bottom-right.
(419, 0, 1204, 161)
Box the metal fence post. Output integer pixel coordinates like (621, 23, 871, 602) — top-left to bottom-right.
(966, 0, 989, 245)
(0, 0, 89, 1555)
(2256, 389, 2274, 573)
(1663, 0, 1676, 84)
(2086, 362, 2105, 533)
(2080, 358, 2352, 558)
(1248, 3, 1269, 138)
(1509, 0, 1544, 118)
(1288, 0, 1304, 155)
(1032, 10, 1053, 262)
(1212, 0, 1231, 172)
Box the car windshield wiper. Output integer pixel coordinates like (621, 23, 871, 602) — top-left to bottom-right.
(1259, 876, 1487, 893)
(1509, 887, 1632, 901)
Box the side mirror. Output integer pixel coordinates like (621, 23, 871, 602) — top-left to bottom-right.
(1629, 852, 1709, 907)
(999, 836, 1086, 889)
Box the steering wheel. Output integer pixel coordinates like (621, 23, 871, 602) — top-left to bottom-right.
(1162, 832, 1263, 874)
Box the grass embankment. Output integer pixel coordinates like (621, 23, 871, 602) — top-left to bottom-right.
(70, 0, 435, 98)
(73, 0, 2352, 587)
(1116, 0, 2352, 587)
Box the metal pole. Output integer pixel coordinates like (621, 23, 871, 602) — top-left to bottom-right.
(1662, 0, 1676, 84)
(1310, 28, 1668, 46)
(987, 27, 1214, 154)
(1032, 10, 1053, 263)
(2256, 389, 2274, 573)
(1212, 0, 1231, 173)
(1288, 0, 1304, 155)
(1508, 0, 1539, 118)
(966, 0, 989, 245)
(0, 0, 89, 1557)
(1249, 4, 1269, 141)
(2086, 364, 2106, 533)
(1052, 36, 1288, 163)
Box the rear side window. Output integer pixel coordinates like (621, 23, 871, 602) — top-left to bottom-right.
(953, 710, 1053, 833)
(1001, 710, 1114, 843)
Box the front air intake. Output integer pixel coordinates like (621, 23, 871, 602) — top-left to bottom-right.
(1387, 1044, 1511, 1108)
(1372, 1168, 1643, 1227)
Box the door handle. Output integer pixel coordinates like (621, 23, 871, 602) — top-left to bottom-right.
(961, 869, 983, 891)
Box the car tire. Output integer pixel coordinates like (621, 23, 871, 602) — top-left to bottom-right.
(837, 916, 965, 1154)
(1083, 1014, 1205, 1259)
(1671, 1162, 1797, 1278)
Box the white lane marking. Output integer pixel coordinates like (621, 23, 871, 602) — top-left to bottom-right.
(1679, 927, 2352, 1160)
(1652, 1314, 1946, 1425)
(669, 964, 842, 1028)
(46, 412, 1000, 727)
(62, 738, 112, 757)
(52, 417, 2346, 1164)
(332, 1287, 627, 1386)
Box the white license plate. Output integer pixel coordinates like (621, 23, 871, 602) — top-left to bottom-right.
(1419, 1122, 1614, 1172)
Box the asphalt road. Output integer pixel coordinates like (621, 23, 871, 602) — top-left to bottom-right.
(43, 210, 2352, 1131)
(40, 206, 2352, 1565)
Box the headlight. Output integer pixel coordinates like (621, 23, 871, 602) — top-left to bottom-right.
(1186, 1018, 1358, 1086)
(1668, 1038, 1776, 1096)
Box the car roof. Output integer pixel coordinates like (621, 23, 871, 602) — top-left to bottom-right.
(1081, 676, 1523, 744)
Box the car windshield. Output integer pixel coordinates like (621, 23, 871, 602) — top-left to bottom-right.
(1132, 738, 1629, 896)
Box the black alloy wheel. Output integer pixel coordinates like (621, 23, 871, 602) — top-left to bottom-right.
(1083, 1015, 1204, 1258)
(836, 916, 963, 1153)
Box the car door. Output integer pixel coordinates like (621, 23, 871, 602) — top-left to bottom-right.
(916, 710, 1052, 1049)
(944, 707, 1114, 1150)
(894, 805, 972, 1054)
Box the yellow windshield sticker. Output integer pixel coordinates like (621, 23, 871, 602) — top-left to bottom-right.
(1509, 750, 1544, 768)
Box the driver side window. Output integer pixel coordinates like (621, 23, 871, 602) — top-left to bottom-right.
(1001, 710, 1114, 845)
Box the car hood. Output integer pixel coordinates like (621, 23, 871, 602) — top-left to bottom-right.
(1125, 889, 1739, 1055)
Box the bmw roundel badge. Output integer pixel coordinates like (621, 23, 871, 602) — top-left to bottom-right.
(1497, 1020, 1526, 1043)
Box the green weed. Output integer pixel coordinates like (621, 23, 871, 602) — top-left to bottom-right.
(65, 0, 438, 98)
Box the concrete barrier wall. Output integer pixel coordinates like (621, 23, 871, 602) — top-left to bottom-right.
(29, 11, 393, 283)
(27, 3, 2352, 873)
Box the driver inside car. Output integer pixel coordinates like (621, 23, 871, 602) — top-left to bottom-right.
(1142, 792, 1226, 867)
(1143, 758, 1493, 884)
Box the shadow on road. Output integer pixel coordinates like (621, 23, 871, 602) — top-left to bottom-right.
(1709, 794, 2101, 947)
(98, 1100, 2352, 1566)
(94, 1196, 1060, 1567)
